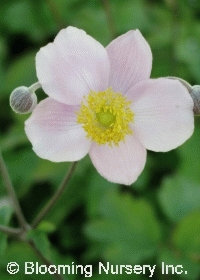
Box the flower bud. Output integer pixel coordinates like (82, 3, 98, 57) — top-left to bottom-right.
(190, 85, 200, 115)
(10, 86, 37, 114)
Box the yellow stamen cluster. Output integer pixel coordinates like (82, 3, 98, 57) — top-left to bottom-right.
(77, 87, 134, 146)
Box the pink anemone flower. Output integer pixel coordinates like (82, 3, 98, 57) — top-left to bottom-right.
(25, 26, 194, 185)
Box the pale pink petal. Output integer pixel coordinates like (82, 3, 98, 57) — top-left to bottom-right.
(89, 135, 146, 185)
(106, 29, 152, 94)
(36, 26, 110, 105)
(127, 78, 194, 152)
(25, 98, 91, 162)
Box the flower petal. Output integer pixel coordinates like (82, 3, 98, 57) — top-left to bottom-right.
(25, 98, 91, 161)
(36, 26, 110, 105)
(89, 135, 146, 185)
(128, 78, 194, 152)
(106, 29, 152, 94)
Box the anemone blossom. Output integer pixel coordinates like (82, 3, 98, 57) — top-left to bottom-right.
(25, 27, 194, 185)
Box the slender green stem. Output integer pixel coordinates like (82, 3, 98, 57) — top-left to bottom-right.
(28, 240, 65, 280)
(0, 224, 21, 236)
(32, 161, 78, 228)
(29, 82, 41, 93)
(0, 149, 28, 230)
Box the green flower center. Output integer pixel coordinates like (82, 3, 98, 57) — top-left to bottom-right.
(96, 109, 116, 127)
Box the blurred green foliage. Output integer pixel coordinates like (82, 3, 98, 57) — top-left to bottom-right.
(0, 0, 200, 279)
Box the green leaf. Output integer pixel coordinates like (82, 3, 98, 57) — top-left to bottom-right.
(85, 191, 162, 263)
(37, 221, 56, 233)
(0, 241, 50, 280)
(175, 26, 200, 83)
(86, 166, 117, 218)
(46, 156, 91, 226)
(131, 153, 153, 191)
(172, 210, 200, 258)
(27, 229, 51, 261)
(158, 175, 200, 223)
(0, 198, 13, 225)
(0, 198, 13, 256)
(0, 125, 28, 152)
(177, 124, 200, 183)
(1, 148, 40, 198)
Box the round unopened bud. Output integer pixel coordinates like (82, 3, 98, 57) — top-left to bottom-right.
(189, 85, 200, 115)
(10, 86, 37, 114)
